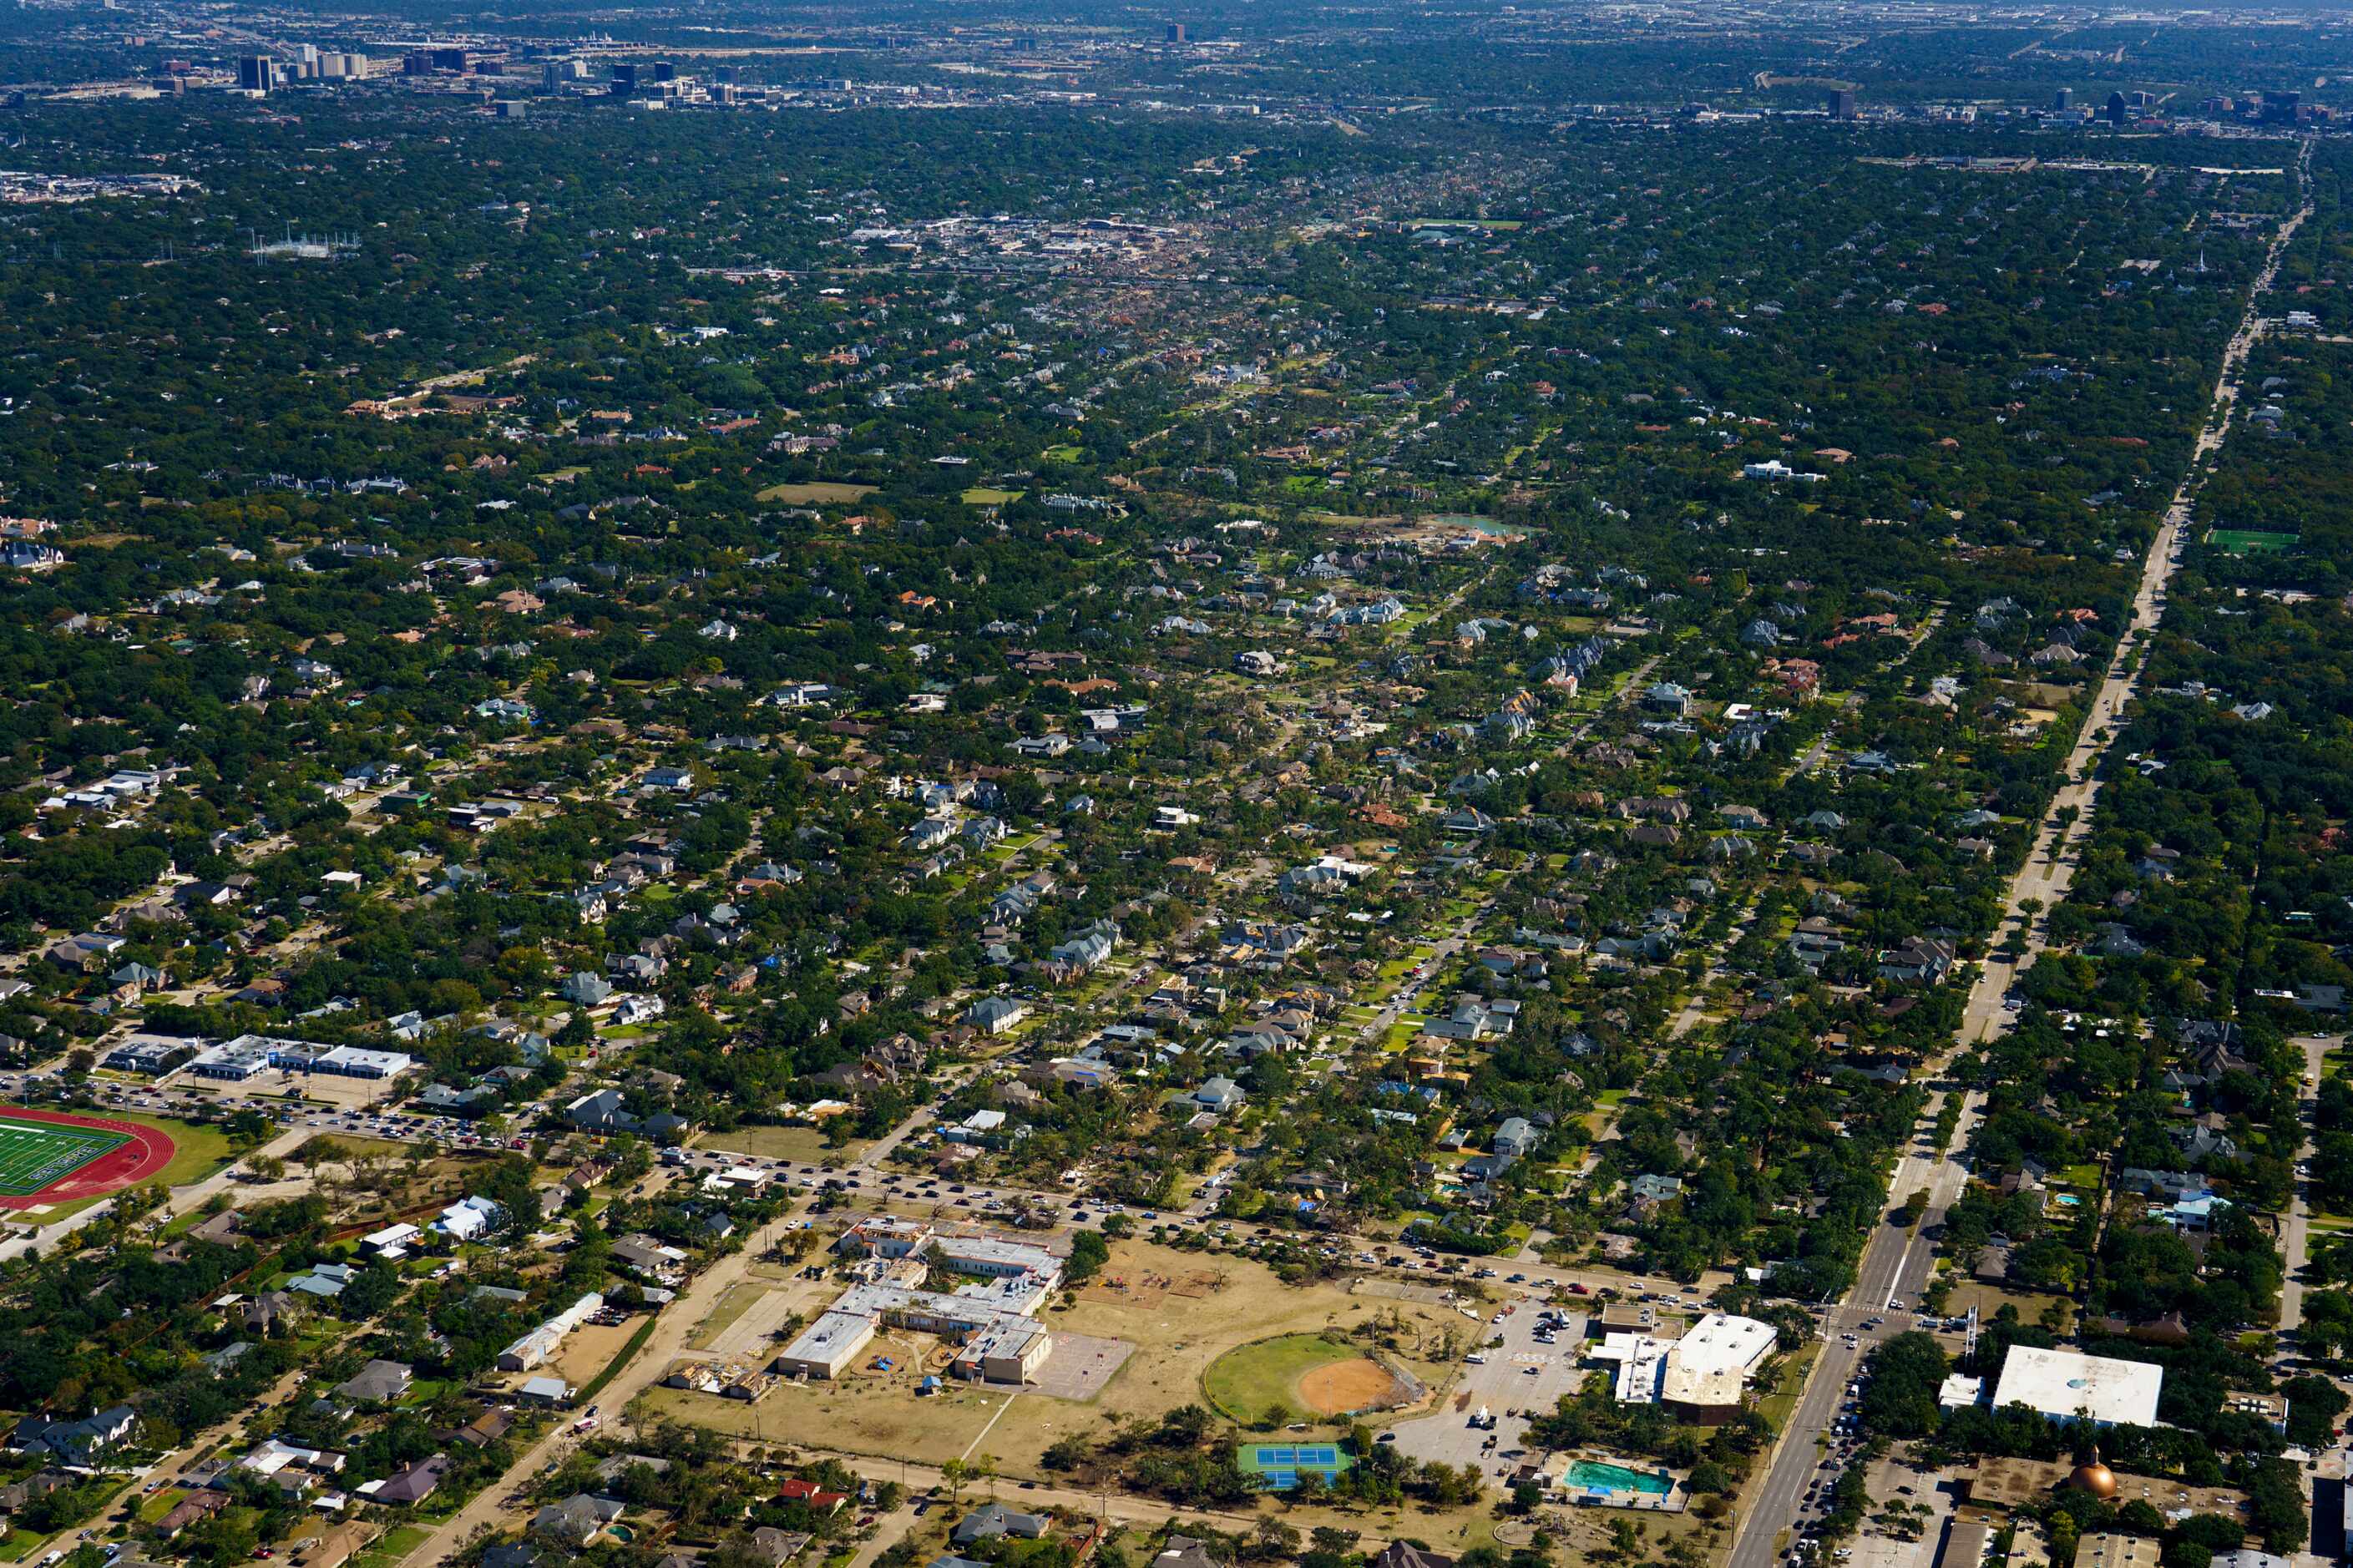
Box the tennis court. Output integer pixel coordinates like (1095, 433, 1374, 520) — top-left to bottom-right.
(0, 1112, 129, 1195)
(1238, 1442, 1354, 1490)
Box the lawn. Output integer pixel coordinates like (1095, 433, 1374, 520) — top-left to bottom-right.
(1042, 444, 1083, 462)
(1381, 1019, 1425, 1053)
(688, 1280, 771, 1352)
(1375, 952, 1430, 981)
(1754, 1342, 1818, 1435)
(352, 1523, 431, 1568)
(109, 1109, 238, 1190)
(1203, 1333, 1367, 1424)
(15, 1110, 240, 1223)
(960, 488, 1025, 506)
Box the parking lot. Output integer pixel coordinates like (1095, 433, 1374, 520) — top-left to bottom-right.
(1384, 1299, 1588, 1475)
(1829, 1458, 1953, 1568)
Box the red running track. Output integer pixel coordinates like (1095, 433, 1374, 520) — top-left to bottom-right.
(0, 1104, 177, 1211)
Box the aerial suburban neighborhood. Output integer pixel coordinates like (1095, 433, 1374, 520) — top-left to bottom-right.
(0, 13, 2350, 1568)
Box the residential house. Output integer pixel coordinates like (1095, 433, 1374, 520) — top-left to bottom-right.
(952, 1505, 1050, 1546)
(332, 1360, 412, 1405)
(10, 1404, 138, 1466)
(533, 1495, 623, 1549)
(370, 1454, 450, 1506)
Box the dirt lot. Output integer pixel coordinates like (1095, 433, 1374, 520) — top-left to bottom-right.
(638, 1357, 1015, 1467)
(757, 482, 878, 504)
(506, 1318, 640, 1394)
(699, 1125, 865, 1165)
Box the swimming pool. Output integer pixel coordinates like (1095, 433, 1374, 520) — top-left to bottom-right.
(1564, 1459, 1672, 1496)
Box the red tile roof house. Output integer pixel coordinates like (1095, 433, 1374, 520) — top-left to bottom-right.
(776, 1479, 850, 1515)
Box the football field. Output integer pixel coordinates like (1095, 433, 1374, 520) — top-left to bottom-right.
(0, 1113, 130, 1196)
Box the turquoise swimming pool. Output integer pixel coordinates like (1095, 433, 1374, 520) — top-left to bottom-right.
(1565, 1459, 1672, 1496)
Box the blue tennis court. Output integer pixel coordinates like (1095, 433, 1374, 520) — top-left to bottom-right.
(1238, 1443, 1353, 1490)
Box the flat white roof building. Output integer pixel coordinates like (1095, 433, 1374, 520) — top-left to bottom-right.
(776, 1309, 878, 1380)
(1595, 1330, 1675, 1405)
(780, 1224, 1062, 1384)
(190, 1034, 285, 1079)
(1658, 1313, 1777, 1412)
(362, 1222, 423, 1257)
(1595, 1313, 1775, 1421)
(313, 1044, 417, 1079)
(1992, 1345, 2163, 1429)
(1940, 1373, 1986, 1411)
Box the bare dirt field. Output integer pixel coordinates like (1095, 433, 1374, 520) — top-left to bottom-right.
(1299, 1358, 1407, 1416)
(637, 1370, 1013, 1467)
(519, 1318, 639, 1393)
(757, 482, 878, 504)
(699, 1125, 865, 1165)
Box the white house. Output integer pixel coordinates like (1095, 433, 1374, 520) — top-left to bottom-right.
(433, 1196, 503, 1242)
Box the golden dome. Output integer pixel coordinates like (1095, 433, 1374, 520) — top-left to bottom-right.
(2066, 1461, 2118, 1500)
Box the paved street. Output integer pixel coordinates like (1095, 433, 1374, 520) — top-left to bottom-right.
(1726, 153, 2313, 1568)
(2282, 1034, 2335, 1334)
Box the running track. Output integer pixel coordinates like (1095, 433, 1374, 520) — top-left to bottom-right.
(0, 1105, 176, 1211)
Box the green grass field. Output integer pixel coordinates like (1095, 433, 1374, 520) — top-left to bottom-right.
(1202, 1333, 1366, 1424)
(0, 1113, 127, 1195)
(2208, 528, 2297, 554)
